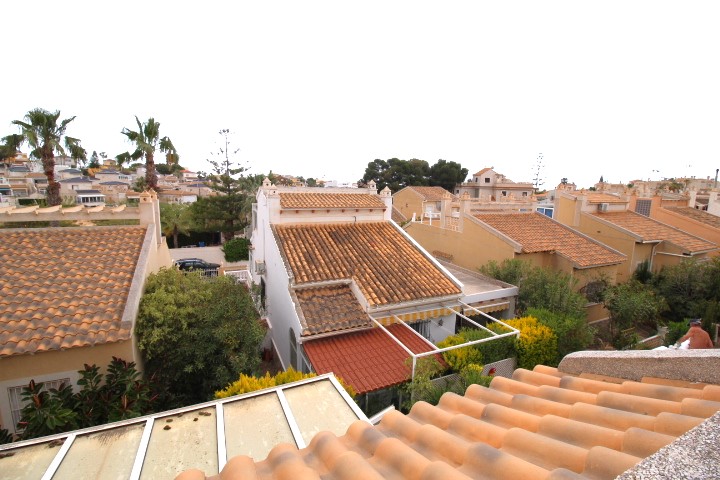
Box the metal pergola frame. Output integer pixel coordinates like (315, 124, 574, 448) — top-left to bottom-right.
(369, 300, 520, 382)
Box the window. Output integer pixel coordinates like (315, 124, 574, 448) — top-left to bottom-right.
(408, 319, 431, 339)
(522, 192, 528, 197)
(8, 377, 70, 431)
(484, 178, 490, 183)
(501, 191, 507, 196)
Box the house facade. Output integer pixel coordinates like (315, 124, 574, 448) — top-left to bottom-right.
(455, 167, 534, 200)
(0, 192, 172, 434)
(555, 190, 718, 281)
(250, 180, 517, 396)
(402, 192, 626, 321)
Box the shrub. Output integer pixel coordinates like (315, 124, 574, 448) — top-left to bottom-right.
(665, 320, 688, 346)
(222, 237, 250, 262)
(437, 332, 484, 371)
(527, 308, 594, 364)
(215, 368, 356, 399)
(497, 316, 557, 370)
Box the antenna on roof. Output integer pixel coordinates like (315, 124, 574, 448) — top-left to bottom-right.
(532, 153, 545, 192)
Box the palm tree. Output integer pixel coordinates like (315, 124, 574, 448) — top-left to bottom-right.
(121, 116, 178, 191)
(160, 203, 193, 248)
(115, 151, 131, 173)
(3, 109, 86, 206)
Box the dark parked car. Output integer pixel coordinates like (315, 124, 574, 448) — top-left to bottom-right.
(174, 258, 220, 276)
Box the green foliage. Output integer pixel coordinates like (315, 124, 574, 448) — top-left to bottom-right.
(360, 158, 468, 193)
(480, 259, 586, 319)
(651, 260, 707, 322)
(13, 358, 155, 441)
(459, 364, 494, 388)
(665, 321, 689, 346)
(160, 203, 193, 248)
(633, 259, 652, 284)
(136, 268, 264, 407)
(402, 357, 447, 410)
(603, 280, 668, 342)
(121, 116, 178, 191)
(438, 327, 515, 371)
(437, 331, 483, 370)
(499, 316, 558, 370)
(527, 308, 594, 363)
(428, 159, 469, 192)
(215, 368, 356, 399)
(0, 426, 12, 444)
(17, 380, 78, 439)
(3, 108, 86, 206)
(222, 237, 250, 262)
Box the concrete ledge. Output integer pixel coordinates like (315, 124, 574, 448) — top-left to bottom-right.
(558, 350, 720, 385)
(617, 411, 720, 480)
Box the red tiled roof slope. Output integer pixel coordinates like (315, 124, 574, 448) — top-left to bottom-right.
(274, 222, 461, 306)
(294, 284, 372, 336)
(664, 206, 720, 229)
(0, 226, 147, 357)
(591, 211, 717, 253)
(475, 212, 626, 268)
(279, 192, 386, 209)
(303, 323, 442, 394)
(178, 366, 720, 480)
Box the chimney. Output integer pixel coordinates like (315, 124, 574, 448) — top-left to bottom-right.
(139, 190, 162, 245)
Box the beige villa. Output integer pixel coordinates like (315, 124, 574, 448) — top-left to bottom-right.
(0, 192, 172, 434)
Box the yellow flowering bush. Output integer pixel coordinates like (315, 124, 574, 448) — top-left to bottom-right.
(215, 368, 355, 399)
(502, 316, 558, 370)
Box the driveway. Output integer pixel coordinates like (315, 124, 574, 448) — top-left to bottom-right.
(169, 246, 248, 269)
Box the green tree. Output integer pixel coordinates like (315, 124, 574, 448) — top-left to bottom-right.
(115, 151, 131, 173)
(651, 260, 708, 322)
(360, 158, 431, 192)
(428, 159, 468, 192)
(160, 203, 193, 248)
(527, 307, 595, 363)
(603, 280, 667, 341)
(3, 109, 87, 205)
(136, 268, 264, 407)
(191, 129, 250, 242)
(480, 259, 586, 319)
(121, 116, 178, 191)
(88, 150, 100, 169)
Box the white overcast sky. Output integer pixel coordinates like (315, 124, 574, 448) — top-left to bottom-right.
(3, 1, 720, 189)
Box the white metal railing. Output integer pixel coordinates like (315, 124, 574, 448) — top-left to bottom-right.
(369, 302, 520, 385)
(223, 268, 251, 286)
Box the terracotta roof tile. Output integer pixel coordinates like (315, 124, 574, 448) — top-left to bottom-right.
(474, 212, 626, 268)
(279, 192, 386, 209)
(274, 222, 461, 306)
(585, 193, 627, 204)
(303, 324, 441, 394)
(180, 365, 720, 480)
(590, 211, 717, 253)
(664, 206, 720, 229)
(294, 284, 372, 336)
(405, 186, 455, 201)
(0, 226, 147, 357)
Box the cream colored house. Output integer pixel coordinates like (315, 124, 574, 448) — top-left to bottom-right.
(555, 190, 718, 282)
(0, 192, 172, 434)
